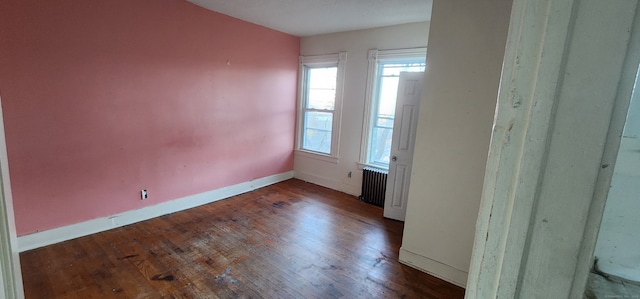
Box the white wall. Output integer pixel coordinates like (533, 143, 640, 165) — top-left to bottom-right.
(296, 22, 429, 195)
(399, 0, 512, 287)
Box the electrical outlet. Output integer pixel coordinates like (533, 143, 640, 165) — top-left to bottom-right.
(141, 189, 148, 200)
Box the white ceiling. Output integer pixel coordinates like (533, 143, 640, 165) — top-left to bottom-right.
(187, 0, 432, 37)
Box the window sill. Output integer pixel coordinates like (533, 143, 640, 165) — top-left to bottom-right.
(295, 150, 339, 164)
(356, 162, 388, 171)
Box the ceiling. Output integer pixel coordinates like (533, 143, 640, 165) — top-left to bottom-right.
(187, 0, 432, 37)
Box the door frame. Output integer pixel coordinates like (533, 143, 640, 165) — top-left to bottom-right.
(465, 0, 640, 297)
(572, 7, 640, 293)
(0, 96, 24, 298)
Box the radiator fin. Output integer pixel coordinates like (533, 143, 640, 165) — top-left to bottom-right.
(359, 167, 388, 208)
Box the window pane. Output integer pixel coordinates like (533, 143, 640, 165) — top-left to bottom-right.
(303, 111, 333, 154)
(307, 67, 337, 110)
(378, 77, 400, 117)
(308, 89, 336, 109)
(370, 126, 393, 165)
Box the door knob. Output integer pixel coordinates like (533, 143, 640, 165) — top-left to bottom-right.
(391, 156, 397, 162)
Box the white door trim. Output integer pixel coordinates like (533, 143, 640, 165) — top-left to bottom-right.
(0, 96, 25, 299)
(570, 5, 640, 295)
(466, 0, 640, 298)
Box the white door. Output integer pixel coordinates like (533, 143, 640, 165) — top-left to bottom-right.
(384, 72, 423, 221)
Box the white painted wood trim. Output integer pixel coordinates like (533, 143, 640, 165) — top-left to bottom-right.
(399, 247, 467, 288)
(355, 162, 386, 171)
(294, 149, 338, 164)
(295, 55, 305, 156)
(358, 49, 379, 164)
(375, 47, 427, 60)
(332, 52, 347, 159)
(299, 53, 341, 66)
(296, 52, 347, 159)
(466, 0, 578, 295)
(0, 189, 22, 299)
(570, 5, 640, 297)
(466, 0, 640, 298)
(17, 171, 294, 252)
(0, 96, 24, 299)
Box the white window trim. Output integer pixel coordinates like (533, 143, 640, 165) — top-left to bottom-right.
(296, 52, 347, 161)
(294, 149, 339, 164)
(359, 47, 427, 169)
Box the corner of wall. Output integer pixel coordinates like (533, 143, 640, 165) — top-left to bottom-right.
(293, 170, 360, 196)
(399, 247, 468, 288)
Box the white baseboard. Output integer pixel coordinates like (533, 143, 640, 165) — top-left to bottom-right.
(17, 171, 294, 252)
(294, 171, 360, 196)
(399, 247, 468, 288)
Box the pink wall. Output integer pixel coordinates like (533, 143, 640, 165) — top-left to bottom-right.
(0, 0, 300, 235)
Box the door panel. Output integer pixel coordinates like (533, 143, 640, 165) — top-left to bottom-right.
(384, 72, 423, 221)
(399, 106, 415, 150)
(390, 164, 408, 207)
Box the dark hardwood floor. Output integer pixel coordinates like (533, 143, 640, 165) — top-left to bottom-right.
(20, 179, 465, 298)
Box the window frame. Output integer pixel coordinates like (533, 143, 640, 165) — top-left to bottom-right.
(359, 48, 427, 169)
(296, 52, 347, 163)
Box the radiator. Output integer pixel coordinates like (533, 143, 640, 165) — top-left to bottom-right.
(359, 167, 388, 208)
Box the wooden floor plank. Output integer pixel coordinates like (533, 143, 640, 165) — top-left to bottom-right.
(20, 179, 465, 298)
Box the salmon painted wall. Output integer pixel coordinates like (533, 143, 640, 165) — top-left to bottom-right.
(0, 0, 299, 235)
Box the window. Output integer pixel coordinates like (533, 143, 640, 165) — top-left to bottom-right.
(302, 67, 337, 154)
(360, 48, 426, 168)
(297, 52, 347, 160)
